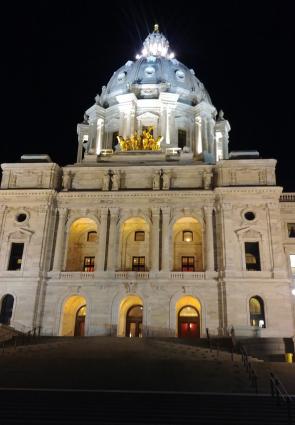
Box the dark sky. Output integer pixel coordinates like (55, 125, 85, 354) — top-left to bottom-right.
(2, 1, 294, 190)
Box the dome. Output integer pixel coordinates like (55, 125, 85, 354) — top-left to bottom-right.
(99, 26, 212, 108)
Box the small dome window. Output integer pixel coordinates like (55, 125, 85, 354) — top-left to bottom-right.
(244, 211, 256, 221)
(175, 69, 185, 82)
(144, 66, 155, 77)
(16, 213, 27, 223)
(117, 72, 127, 82)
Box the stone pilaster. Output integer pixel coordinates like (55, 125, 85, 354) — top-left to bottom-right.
(52, 208, 68, 271)
(161, 207, 170, 271)
(107, 207, 119, 271)
(95, 208, 108, 271)
(0, 205, 7, 237)
(150, 208, 160, 271)
(194, 115, 202, 155)
(204, 206, 214, 271)
(267, 202, 287, 277)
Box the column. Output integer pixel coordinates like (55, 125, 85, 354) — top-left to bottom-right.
(195, 116, 202, 155)
(52, 208, 68, 271)
(95, 208, 108, 271)
(107, 207, 119, 271)
(204, 206, 214, 271)
(95, 118, 104, 155)
(150, 208, 160, 271)
(161, 207, 170, 272)
(0, 205, 6, 235)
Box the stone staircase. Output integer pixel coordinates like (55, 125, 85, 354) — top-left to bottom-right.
(0, 336, 294, 424)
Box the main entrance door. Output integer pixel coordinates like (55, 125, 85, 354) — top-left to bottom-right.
(74, 305, 86, 336)
(0, 294, 14, 325)
(178, 305, 200, 338)
(126, 305, 143, 337)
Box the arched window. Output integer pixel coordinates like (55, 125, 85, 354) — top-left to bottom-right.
(249, 296, 266, 328)
(0, 294, 14, 325)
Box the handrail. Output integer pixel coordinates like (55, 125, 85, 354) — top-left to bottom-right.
(1, 325, 42, 354)
(206, 328, 220, 357)
(270, 372, 294, 424)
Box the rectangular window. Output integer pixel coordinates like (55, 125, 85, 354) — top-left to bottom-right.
(87, 231, 97, 242)
(290, 254, 295, 274)
(183, 231, 193, 242)
(178, 129, 187, 149)
(132, 256, 145, 271)
(112, 131, 119, 150)
(83, 256, 95, 272)
(245, 242, 261, 271)
(134, 231, 145, 241)
(8, 243, 24, 271)
(182, 256, 195, 272)
(287, 223, 295, 238)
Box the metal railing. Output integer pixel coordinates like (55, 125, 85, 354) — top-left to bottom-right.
(270, 372, 294, 424)
(1, 326, 42, 354)
(230, 326, 258, 393)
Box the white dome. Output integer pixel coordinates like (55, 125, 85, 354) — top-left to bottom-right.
(99, 26, 212, 108)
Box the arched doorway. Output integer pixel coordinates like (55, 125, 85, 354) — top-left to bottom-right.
(0, 294, 14, 325)
(74, 305, 86, 336)
(117, 295, 143, 337)
(60, 295, 87, 336)
(249, 296, 266, 328)
(126, 305, 143, 338)
(178, 305, 200, 338)
(175, 295, 202, 338)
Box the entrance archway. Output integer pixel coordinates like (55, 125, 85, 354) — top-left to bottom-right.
(60, 295, 87, 336)
(0, 294, 14, 325)
(126, 305, 143, 337)
(176, 295, 201, 338)
(118, 295, 143, 337)
(74, 305, 86, 336)
(178, 305, 200, 338)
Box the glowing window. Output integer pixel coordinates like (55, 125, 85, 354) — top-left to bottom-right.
(182, 256, 195, 272)
(87, 231, 97, 242)
(83, 256, 95, 272)
(249, 296, 266, 328)
(132, 256, 145, 271)
(8, 243, 24, 271)
(183, 231, 193, 242)
(135, 231, 145, 241)
(245, 242, 261, 271)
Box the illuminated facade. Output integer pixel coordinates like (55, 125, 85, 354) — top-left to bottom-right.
(0, 27, 294, 338)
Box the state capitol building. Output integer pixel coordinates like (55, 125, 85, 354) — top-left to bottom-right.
(0, 26, 294, 339)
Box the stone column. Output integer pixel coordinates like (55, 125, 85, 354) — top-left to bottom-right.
(95, 118, 104, 155)
(161, 207, 170, 272)
(150, 208, 160, 271)
(52, 208, 68, 271)
(107, 207, 119, 271)
(95, 208, 108, 271)
(204, 206, 214, 271)
(195, 116, 202, 155)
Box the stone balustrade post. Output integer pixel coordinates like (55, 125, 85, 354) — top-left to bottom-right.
(52, 208, 68, 271)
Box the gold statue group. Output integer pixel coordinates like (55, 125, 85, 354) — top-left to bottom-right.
(117, 127, 163, 151)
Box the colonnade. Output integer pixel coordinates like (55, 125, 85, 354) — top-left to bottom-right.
(52, 206, 215, 273)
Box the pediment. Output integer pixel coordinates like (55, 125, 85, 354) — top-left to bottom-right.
(136, 112, 159, 121)
(8, 228, 34, 241)
(235, 227, 261, 239)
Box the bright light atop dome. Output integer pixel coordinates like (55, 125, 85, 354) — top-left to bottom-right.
(292, 288, 295, 296)
(137, 25, 173, 59)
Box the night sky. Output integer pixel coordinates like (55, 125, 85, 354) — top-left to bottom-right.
(3, 1, 294, 190)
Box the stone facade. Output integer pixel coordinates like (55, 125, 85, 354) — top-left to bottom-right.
(0, 27, 294, 338)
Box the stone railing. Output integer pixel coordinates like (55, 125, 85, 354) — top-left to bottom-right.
(170, 271, 205, 280)
(115, 271, 150, 280)
(58, 272, 95, 280)
(280, 193, 295, 202)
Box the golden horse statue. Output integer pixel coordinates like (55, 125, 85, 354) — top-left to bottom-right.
(117, 127, 162, 151)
